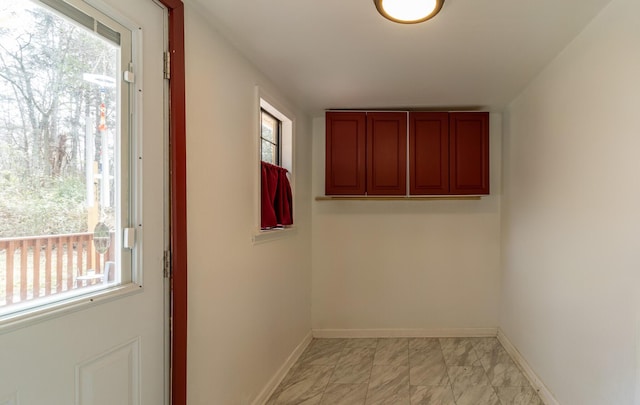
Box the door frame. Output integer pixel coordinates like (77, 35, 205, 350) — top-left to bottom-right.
(155, 0, 187, 404)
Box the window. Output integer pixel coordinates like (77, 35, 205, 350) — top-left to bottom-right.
(261, 109, 281, 166)
(256, 94, 294, 238)
(0, 0, 136, 320)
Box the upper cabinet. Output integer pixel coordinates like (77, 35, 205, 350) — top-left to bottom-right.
(367, 112, 407, 195)
(449, 112, 490, 195)
(325, 111, 407, 195)
(409, 111, 489, 195)
(409, 112, 450, 195)
(325, 112, 366, 195)
(325, 110, 489, 196)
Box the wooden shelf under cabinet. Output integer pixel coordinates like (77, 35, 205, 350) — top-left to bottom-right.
(315, 196, 481, 201)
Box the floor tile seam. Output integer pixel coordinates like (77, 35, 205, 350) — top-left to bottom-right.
(403, 341, 411, 401)
(335, 346, 376, 369)
(471, 340, 496, 377)
(489, 384, 502, 405)
(436, 337, 451, 359)
(408, 383, 458, 404)
(456, 382, 503, 405)
(315, 379, 329, 405)
(315, 364, 339, 405)
(323, 340, 351, 392)
(277, 361, 307, 391)
(448, 383, 459, 405)
(299, 340, 339, 368)
(408, 357, 445, 369)
(361, 339, 379, 405)
(464, 344, 506, 404)
(460, 338, 481, 367)
(484, 364, 524, 390)
(405, 340, 410, 370)
(480, 344, 534, 391)
(416, 338, 449, 376)
(503, 351, 533, 381)
(364, 363, 411, 404)
(443, 360, 459, 405)
(489, 379, 534, 389)
(372, 343, 410, 367)
(295, 342, 341, 400)
(445, 364, 503, 405)
(436, 338, 447, 365)
(364, 356, 379, 405)
(468, 340, 495, 384)
(269, 364, 332, 405)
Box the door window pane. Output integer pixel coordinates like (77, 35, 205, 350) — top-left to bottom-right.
(0, 0, 130, 315)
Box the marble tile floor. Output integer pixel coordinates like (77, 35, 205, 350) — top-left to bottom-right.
(266, 337, 543, 405)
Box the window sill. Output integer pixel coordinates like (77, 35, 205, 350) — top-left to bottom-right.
(252, 226, 297, 244)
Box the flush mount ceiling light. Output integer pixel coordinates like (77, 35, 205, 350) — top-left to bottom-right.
(373, 0, 445, 24)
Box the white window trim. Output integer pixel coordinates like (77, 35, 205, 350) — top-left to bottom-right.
(0, 0, 146, 332)
(253, 86, 295, 244)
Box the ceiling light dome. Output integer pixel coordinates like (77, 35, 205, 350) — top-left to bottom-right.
(374, 0, 445, 24)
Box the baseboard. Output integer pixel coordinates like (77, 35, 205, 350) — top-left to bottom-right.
(312, 327, 498, 338)
(252, 331, 313, 405)
(497, 328, 559, 405)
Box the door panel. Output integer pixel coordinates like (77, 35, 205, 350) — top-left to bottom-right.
(0, 0, 167, 403)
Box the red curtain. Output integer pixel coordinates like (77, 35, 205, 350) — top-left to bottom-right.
(261, 161, 293, 229)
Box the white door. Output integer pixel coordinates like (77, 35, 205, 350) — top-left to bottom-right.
(0, 0, 168, 403)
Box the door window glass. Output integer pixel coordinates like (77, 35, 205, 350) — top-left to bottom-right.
(0, 0, 133, 318)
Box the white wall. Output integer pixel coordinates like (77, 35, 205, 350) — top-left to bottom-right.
(184, 4, 313, 404)
(500, 0, 640, 403)
(311, 114, 502, 332)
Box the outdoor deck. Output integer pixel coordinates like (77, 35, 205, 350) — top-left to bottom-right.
(0, 232, 115, 307)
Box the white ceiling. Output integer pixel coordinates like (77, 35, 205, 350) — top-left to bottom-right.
(189, 0, 613, 115)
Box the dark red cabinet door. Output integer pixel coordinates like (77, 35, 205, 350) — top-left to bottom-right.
(449, 112, 489, 195)
(326, 111, 489, 197)
(409, 112, 449, 195)
(366, 112, 407, 195)
(325, 112, 366, 195)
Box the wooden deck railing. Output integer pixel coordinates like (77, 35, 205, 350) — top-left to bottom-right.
(0, 232, 115, 307)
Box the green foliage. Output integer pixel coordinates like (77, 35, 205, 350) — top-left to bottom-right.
(0, 174, 87, 238)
